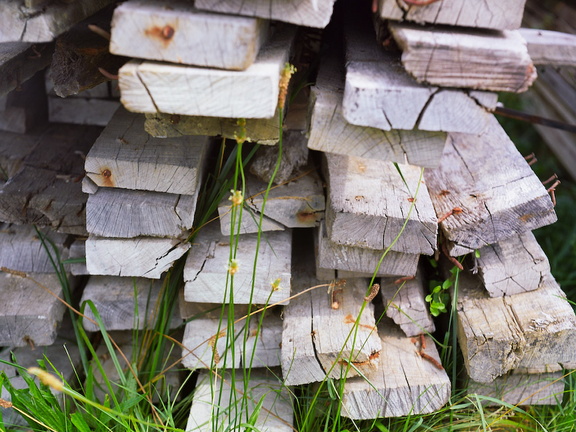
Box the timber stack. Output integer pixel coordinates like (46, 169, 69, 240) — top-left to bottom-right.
(0, 0, 575, 427)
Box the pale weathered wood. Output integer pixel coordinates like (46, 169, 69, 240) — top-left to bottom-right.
(119, 26, 296, 117)
(456, 271, 576, 383)
(324, 153, 437, 255)
(425, 115, 557, 256)
(0, 0, 114, 42)
(187, 369, 293, 432)
(343, 15, 498, 134)
(473, 232, 550, 297)
(341, 319, 450, 419)
(68, 237, 88, 276)
(520, 28, 576, 67)
(195, 0, 336, 28)
(111, 0, 269, 70)
(86, 187, 198, 238)
(467, 370, 565, 406)
(181, 308, 282, 370)
(48, 97, 120, 126)
(184, 223, 291, 305)
(0, 42, 52, 97)
(81, 276, 183, 331)
(0, 71, 47, 133)
(308, 55, 448, 168)
(381, 269, 435, 337)
(85, 236, 190, 279)
(378, 0, 526, 30)
(85, 107, 209, 195)
(316, 222, 420, 277)
(144, 110, 281, 145)
(389, 22, 536, 93)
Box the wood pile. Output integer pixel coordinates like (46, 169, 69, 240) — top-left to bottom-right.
(1, 0, 575, 426)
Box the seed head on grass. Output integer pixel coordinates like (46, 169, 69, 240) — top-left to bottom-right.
(227, 259, 240, 275)
(271, 277, 282, 292)
(0, 398, 13, 408)
(278, 63, 297, 111)
(27, 367, 64, 392)
(229, 190, 243, 206)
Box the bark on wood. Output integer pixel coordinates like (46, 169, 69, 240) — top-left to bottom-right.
(0, 42, 53, 97)
(381, 269, 435, 337)
(308, 55, 448, 168)
(389, 22, 536, 92)
(81, 276, 182, 331)
(315, 222, 420, 277)
(0, 0, 114, 42)
(343, 15, 498, 134)
(111, 0, 269, 70)
(184, 223, 291, 305)
(0, 70, 47, 133)
(424, 115, 557, 256)
(378, 0, 526, 30)
(48, 97, 120, 126)
(456, 270, 576, 383)
(520, 28, 576, 67)
(85, 107, 209, 195)
(473, 232, 550, 297)
(187, 369, 293, 432)
(341, 319, 450, 419)
(85, 236, 190, 279)
(119, 26, 296, 117)
(195, 0, 337, 29)
(324, 153, 437, 255)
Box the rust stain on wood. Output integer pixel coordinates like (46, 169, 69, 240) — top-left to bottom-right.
(343, 314, 377, 331)
(100, 168, 114, 187)
(296, 210, 319, 223)
(145, 24, 176, 47)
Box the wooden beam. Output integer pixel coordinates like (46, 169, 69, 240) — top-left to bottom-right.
(324, 153, 437, 255)
(68, 237, 88, 276)
(0, 70, 47, 133)
(389, 22, 536, 93)
(48, 97, 120, 126)
(119, 26, 296, 117)
(0, 42, 53, 97)
(85, 107, 209, 195)
(111, 0, 269, 70)
(424, 115, 557, 256)
(520, 28, 576, 67)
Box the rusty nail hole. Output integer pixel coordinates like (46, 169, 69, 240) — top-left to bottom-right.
(102, 169, 112, 178)
(162, 25, 175, 40)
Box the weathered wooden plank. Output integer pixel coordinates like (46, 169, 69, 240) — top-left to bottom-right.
(111, 0, 269, 70)
(0, 71, 47, 133)
(84, 107, 209, 195)
(86, 187, 198, 238)
(378, 0, 526, 30)
(389, 22, 536, 93)
(324, 153, 437, 255)
(520, 28, 576, 67)
(316, 222, 420, 277)
(473, 232, 550, 297)
(119, 26, 295, 117)
(81, 276, 182, 331)
(424, 115, 557, 256)
(48, 97, 120, 126)
(195, 0, 336, 29)
(181, 308, 282, 370)
(187, 369, 293, 432)
(341, 319, 450, 419)
(85, 236, 190, 279)
(343, 15, 498, 134)
(456, 270, 576, 383)
(184, 223, 291, 305)
(68, 237, 88, 276)
(308, 55, 447, 167)
(0, 42, 52, 97)
(381, 269, 435, 337)
(144, 110, 281, 145)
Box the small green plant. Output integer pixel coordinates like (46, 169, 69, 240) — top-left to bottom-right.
(426, 262, 459, 317)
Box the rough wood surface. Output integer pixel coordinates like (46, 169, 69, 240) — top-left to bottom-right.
(390, 22, 536, 92)
(381, 269, 435, 337)
(0, 42, 53, 97)
(85, 236, 190, 279)
(316, 222, 420, 277)
(425, 115, 557, 256)
(86, 187, 198, 238)
(520, 28, 576, 67)
(456, 270, 576, 383)
(378, 0, 526, 30)
(81, 276, 182, 331)
(308, 55, 447, 168)
(144, 110, 281, 145)
(111, 0, 269, 70)
(181, 308, 282, 370)
(119, 26, 295, 117)
(0, 70, 47, 133)
(0, 0, 114, 42)
(85, 107, 208, 195)
(343, 14, 498, 134)
(187, 369, 293, 432)
(68, 237, 88, 276)
(184, 223, 291, 305)
(195, 0, 336, 28)
(324, 153, 437, 255)
(473, 232, 550, 297)
(341, 319, 450, 419)
(48, 97, 120, 126)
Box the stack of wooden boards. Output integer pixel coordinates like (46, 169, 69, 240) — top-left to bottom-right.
(1, 0, 576, 427)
